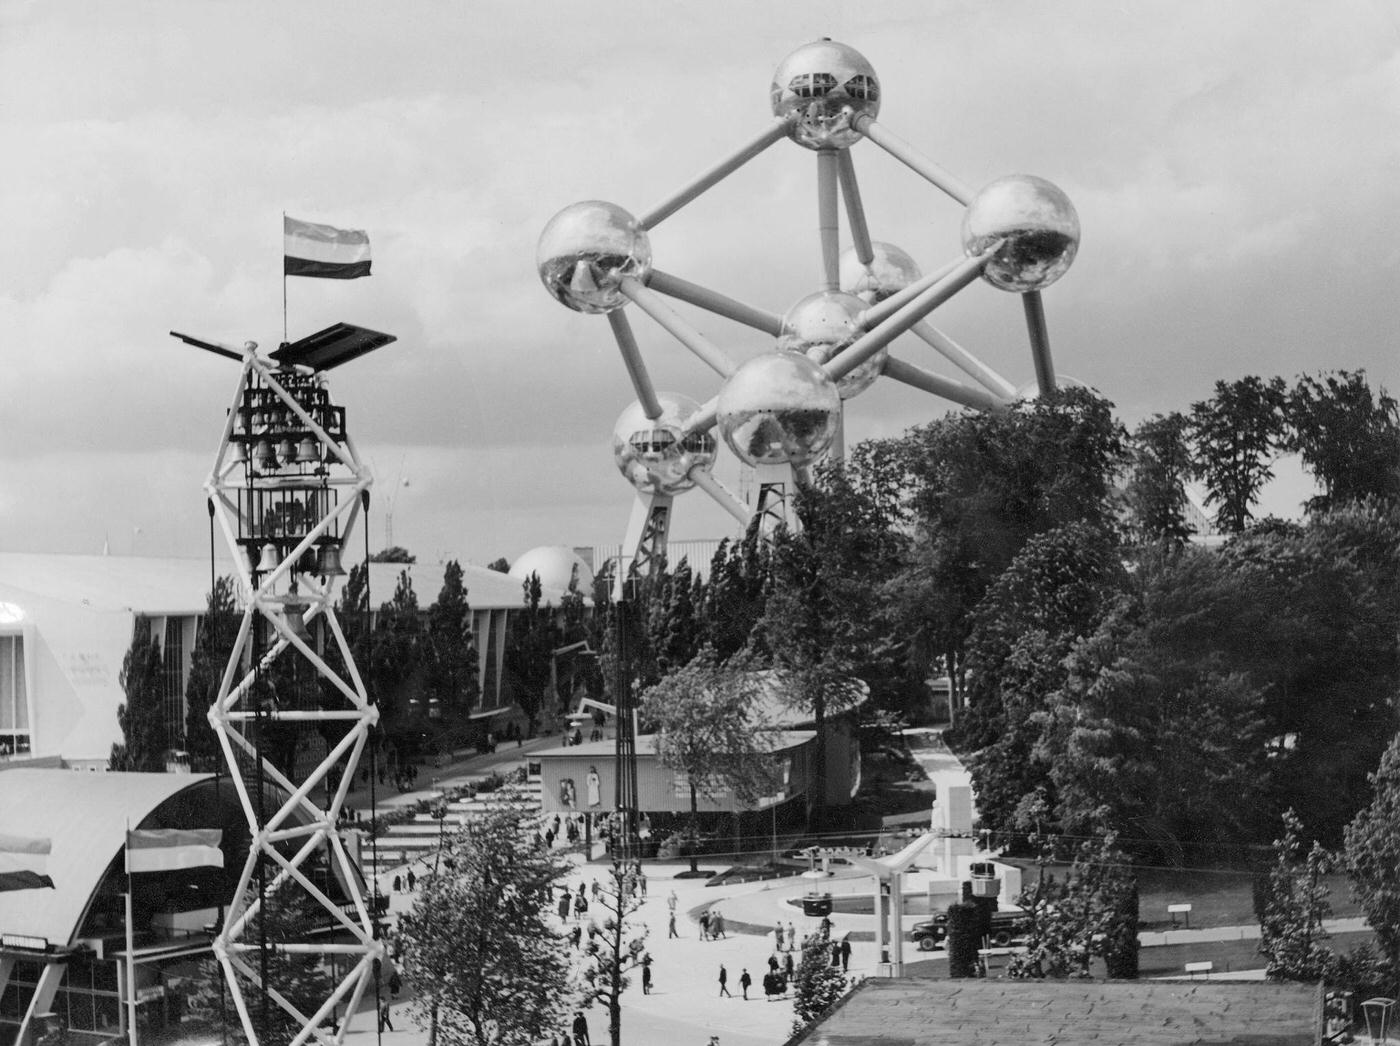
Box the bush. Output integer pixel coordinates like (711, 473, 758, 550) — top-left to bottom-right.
(946, 901, 982, 978)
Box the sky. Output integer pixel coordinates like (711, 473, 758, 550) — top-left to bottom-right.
(2, 0, 1397, 568)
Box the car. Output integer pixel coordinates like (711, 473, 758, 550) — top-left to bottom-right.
(909, 906, 1032, 951)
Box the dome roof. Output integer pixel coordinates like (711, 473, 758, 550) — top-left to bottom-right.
(508, 545, 594, 594)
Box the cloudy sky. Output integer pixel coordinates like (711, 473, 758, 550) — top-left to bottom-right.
(2, 1, 1397, 568)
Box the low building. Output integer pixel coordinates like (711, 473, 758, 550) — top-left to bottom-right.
(0, 553, 580, 771)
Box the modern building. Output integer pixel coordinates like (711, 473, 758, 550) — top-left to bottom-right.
(0, 769, 358, 1046)
(534, 672, 866, 847)
(0, 552, 584, 771)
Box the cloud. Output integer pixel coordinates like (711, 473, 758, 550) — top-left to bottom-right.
(2, 1, 1398, 563)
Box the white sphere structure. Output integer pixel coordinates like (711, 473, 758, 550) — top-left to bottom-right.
(537, 39, 1085, 583)
(537, 201, 652, 313)
(510, 545, 595, 593)
(770, 38, 880, 150)
(612, 394, 717, 495)
(961, 175, 1080, 293)
(839, 241, 921, 304)
(716, 352, 841, 467)
(777, 290, 881, 399)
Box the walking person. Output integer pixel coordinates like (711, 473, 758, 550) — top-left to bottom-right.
(785, 922, 796, 952)
(718, 964, 732, 998)
(840, 936, 851, 972)
(642, 962, 653, 995)
(406, 868, 416, 891)
(571, 1010, 590, 1046)
(667, 888, 678, 913)
(392, 874, 402, 894)
(668, 911, 678, 938)
(739, 968, 752, 1001)
(713, 909, 727, 939)
(774, 923, 785, 951)
(377, 997, 394, 1033)
(784, 951, 794, 980)
(558, 890, 571, 921)
(699, 910, 711, 941)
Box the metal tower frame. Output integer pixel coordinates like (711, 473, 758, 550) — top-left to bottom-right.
(200, 339, 383, 1046)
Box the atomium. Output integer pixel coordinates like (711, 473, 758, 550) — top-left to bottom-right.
(537, 37, 1083, 581)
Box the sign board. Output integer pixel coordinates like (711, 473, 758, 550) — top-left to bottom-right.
(1167, 903, 1192, 914)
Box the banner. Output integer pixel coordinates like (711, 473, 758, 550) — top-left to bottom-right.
(126, 829, 224, 874)
(284, 216, 371, 279)
(0, 833, 54, 891)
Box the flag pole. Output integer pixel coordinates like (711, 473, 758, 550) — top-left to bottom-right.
(282, 212, 288, 343)
(125, 823, 139, 1046)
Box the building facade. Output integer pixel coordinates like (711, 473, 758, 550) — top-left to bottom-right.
(0, 554, 581, 771)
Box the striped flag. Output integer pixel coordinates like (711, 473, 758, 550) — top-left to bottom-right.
(284, 216, 372, 279)
(0, 833, 54, 891)
(125, 829, 224, 874)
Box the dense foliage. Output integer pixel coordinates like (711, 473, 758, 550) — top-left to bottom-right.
(397, 808, 575, 1046)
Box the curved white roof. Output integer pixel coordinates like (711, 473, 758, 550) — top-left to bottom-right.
(0, 769, 216, 946)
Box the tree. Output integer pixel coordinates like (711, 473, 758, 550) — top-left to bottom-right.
(1345, 731, 1400, 984)
(369, 546, 416, 563)
(485, 557, 510, 573)
(892, 387, 1126, 712)
(1258, 809, 1335, 982)
(1219, 504, 1400, 842)
(1189, 375, 1288, 533)
(1124, 411, 1196, 546)
(503, 573, 557, 733)
(397, 807, 575, 1046)
(183, 576, 238, 772)
(1008, 835, 1138, 980)
(1285, 370, 1400, 513)
(790, 920, 847, 1035)
(1035, 560, 1269, 861)
(369, 569, 425, 755)
(109, 631, 167, 771)
(583, 861, 648, 1046)
(698, 519, 771, 662)
(638, 647, 778, 872)
(960, 522, 1126, 835)
(424, 561, 480, 745)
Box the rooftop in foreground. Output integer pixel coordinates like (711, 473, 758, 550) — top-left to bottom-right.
(790, 977, 1319, 1046)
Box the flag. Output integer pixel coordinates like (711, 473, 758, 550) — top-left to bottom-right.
(125, 829, 224, 874)
(0, 833, 54, 891)
(284, 216, 371, 279)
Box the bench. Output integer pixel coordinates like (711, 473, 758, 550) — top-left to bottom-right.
(1184, 961, 1213, 978)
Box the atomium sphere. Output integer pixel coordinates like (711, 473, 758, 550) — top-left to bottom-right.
(839, 242, 922, 305)
(961, 175, 1080, 293)
(716, 352, 842, 468)
(769, 39, 880, 151)
(537, 201, 652, 314)
(777, 290, 881, 400)
(611, 393, 718, 496)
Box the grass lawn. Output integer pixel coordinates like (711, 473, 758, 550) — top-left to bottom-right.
(999, 858, 1363, 930)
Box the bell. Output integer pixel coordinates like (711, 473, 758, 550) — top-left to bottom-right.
(284, 603, 312, 643)
(295, 437, 319, 464)
(253, 440, 276, 469)
(317, 542, 345, 577)
(276, 438, 296, 464)
(257, 543, 281, 573)
(228, 440, 247, 464)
